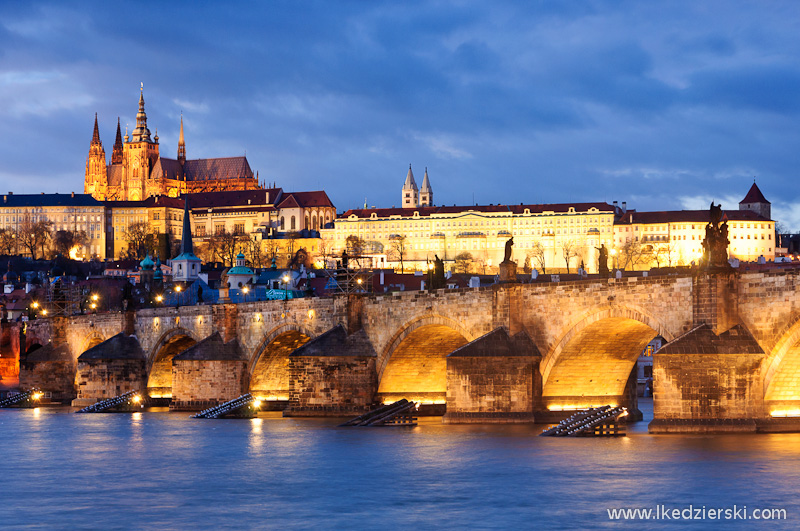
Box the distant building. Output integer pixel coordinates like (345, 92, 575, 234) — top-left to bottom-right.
(0, 192, 106, 259)
(84, 85, 260, 202)
(614, 184, 775, 266)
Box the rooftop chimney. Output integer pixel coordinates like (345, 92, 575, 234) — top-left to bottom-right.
(622, 201, 627, 213)
(71, 192, 75, 198)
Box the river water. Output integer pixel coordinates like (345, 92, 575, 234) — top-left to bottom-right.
(2, 399, 799, 530)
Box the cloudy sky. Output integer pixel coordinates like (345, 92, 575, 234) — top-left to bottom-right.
(2, 1, 799, 226)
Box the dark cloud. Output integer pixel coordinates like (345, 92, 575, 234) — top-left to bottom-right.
(1, 1, 800, 227)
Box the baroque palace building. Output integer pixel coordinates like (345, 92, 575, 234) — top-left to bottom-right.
(613, 182, 775, 266)
(85, 85, 260, 201)
(320, 166, 617, 273)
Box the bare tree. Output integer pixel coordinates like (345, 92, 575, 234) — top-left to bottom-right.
(17, 212, 53, 260)
(54, 229, 88, 257)
(528, 242, 547, 274)
(561, 240, 578, 274)
(0, 228, 16, 255)
(262, 236, 281, 267)
(124, 221, 156, 259)
(215, 229, 247, 267)
(388, 234, 409, 273)
(455, 251, 473, 274)
(619, 240, 646, 270)
(244, 235, 263, 269)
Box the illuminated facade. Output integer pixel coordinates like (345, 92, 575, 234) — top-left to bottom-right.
(323, 202, 617, 273)
(85, 86, 260, 202)
(614, 184, 775, 266)
(0, 192, 106, 259)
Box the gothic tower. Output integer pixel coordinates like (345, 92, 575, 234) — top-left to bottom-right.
(123, 84, 160, 201)
(84, 113, 108, 198)
(178, 113, 186, 164)
(402, 164, 419, 208)
(419, 167, 433, 206)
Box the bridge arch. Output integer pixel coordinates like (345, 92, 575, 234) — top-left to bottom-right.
(248, 323, 315, 399)
(80, 333, 105, 354)
(377, 314, 475, 404)
(541, 306, 673, 410)
(146, 327, 199, 399)
(763, 314, 800, 409)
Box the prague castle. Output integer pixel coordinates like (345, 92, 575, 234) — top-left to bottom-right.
(85, 85, 260, 201)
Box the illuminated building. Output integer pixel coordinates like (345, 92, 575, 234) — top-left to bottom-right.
(84, 85, 260, 201)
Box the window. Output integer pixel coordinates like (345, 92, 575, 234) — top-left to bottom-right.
(234, 223, 245, 234)
(196, 225, 207, 237)
(291, 216, 296, 230)
(215, 224, 225, 235)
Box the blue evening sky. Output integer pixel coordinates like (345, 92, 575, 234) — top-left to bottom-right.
(1, 1, 799, 227)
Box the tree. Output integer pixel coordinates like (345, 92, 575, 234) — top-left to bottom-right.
(17, 213, 53, 260)
(262, 236, 281, 267)
(215, 229, 246, 267)
(455, 252, 473, 274)
(528, 242, 547, 274)
(54, 229, 88, 257)
(244, 235, 264, 269)
(619, 240, 646, 270)
(388, 234, 409, 273)
(0, 228, 16, 255)
(561, 240, 578, 274)
(124, 221, 156, 259)
(652, 242, 676, 268)
(345, 235, 366, 267)
(285, 231, 301, 264)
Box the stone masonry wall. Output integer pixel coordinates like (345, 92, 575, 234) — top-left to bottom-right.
(444, 356, 536, 423)
(74, 359, 147, 405)
(171, 359, 247, 410)
(286, 356, 377, 416)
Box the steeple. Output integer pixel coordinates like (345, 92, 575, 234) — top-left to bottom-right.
(111, 118, 123, 164)
(402, 164, 419, 208)
(419, 167, 433, 206)
(131, 83, 152, 142)
(172, 197, 202, 282)
(180, 198, 194, 256)
(91, 113, 102, 146)
(177, 113, 186, 164)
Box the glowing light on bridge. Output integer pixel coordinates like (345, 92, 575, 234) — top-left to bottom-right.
(548, 403, 618, 412)
(69, 245, 80, 260)
(770, 409, 800, 418)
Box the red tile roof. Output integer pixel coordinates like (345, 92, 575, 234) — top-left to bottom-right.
(340, 202, 615, 219)
(617, 209, 772, 224)
(740, 183, 770, 205)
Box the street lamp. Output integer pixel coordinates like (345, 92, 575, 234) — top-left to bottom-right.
(282, 274, 290, 301)
(242, 285, 250, 303)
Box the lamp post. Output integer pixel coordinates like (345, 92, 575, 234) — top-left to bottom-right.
(282, 274, 290, 301)
(242, 285, 250, 303)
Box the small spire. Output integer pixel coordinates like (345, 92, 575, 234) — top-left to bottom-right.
(180, 197, 195, 256)
(124, 124, 129, 143)
(112, 118, 123, 163)
(91, 113, 101, 146)
(178, 113, 186, 164)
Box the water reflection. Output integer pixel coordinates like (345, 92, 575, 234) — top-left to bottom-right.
(2, 404, 800, 529)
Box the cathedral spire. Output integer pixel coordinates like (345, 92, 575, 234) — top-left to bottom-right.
(112, 117, 123, 164)
(178, 113, 186, 164)
(131, 83, 152, 142)
(91, 113, 101, 146)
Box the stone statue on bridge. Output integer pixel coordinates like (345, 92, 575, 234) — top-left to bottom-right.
(701, 202, 731, 269)
(499, 237, 517, 282)
(596, 244, 610, 278)
(428, 255, 446, 291)
(503, 237, 514, 263)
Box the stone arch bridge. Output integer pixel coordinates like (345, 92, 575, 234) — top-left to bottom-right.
(19, 269, 800, 432)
